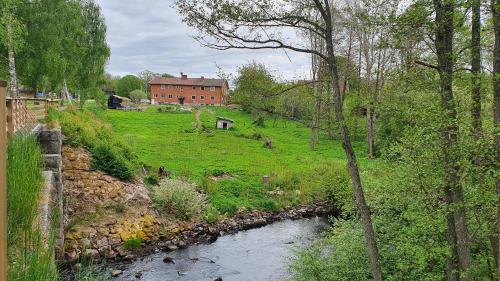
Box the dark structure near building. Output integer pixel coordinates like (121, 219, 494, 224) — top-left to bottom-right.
(107, 95, 130, 109)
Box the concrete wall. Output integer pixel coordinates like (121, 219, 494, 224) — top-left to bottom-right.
(35, 125, 64, 257)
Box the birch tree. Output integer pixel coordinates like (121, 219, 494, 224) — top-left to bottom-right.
(0, 0, 23, 97)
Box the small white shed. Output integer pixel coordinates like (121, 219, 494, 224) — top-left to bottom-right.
(216, 117, 234, 129)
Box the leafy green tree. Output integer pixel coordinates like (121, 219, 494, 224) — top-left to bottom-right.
(129, 89, 146, 103)
(1, 0, 108, 100)
(75, 0, 110, 102)
(233, 62, 278, 113)
(117, 75, 143, 98)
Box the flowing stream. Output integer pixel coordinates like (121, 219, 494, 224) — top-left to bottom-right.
(114, 217, 329, 281)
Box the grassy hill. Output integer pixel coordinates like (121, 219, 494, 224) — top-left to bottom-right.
(105, 106, 369, 215)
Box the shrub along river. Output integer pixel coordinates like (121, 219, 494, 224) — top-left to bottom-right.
(113, 217, 329, 281)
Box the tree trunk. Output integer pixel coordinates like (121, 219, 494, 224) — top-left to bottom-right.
(367, 106, 376, 158)
(62, 78, 71, 102)
(492, 0, 500, 279)
(446, 204, 460, 281)
(325, 25, 383, 281)
(7, 21, 19, 98)
(433, 0, 472, 279)
(470, 0, 482, 136)
(310, 90, 321, 150)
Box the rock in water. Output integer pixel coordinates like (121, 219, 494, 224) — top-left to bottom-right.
(163, 256, 175, 264)
(214, 278, 223, 281)
(135, 272, 143, 279)
(111, 269, 123, 277)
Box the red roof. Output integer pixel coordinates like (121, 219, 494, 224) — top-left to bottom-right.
(149, 76, 227, 87)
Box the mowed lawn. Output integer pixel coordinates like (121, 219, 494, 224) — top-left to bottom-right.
(105, 106, 370, 214)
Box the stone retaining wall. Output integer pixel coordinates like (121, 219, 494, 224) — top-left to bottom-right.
(35, 125, 65, 257)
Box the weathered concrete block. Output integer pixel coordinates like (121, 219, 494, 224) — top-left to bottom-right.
(38, 127, 62, 155)
(44, 154, 62, 170)
(38, 171, 55, 241)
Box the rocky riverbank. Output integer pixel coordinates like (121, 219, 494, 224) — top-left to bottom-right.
(132, 203, 335, 259)
(62, 146, 337, 264)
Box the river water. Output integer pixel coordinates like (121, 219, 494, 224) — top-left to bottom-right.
(114, 217, 329, 281)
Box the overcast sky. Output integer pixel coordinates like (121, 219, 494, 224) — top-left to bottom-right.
(95, 0, 311, 82)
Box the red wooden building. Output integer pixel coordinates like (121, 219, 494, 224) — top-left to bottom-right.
(149, 73, 228, 106)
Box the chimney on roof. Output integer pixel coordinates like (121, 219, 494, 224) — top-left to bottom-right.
(180, 72, 187, 79)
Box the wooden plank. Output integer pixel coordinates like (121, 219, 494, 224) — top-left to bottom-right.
(5, 97, 61, 102)
(0, 80, 8, 281)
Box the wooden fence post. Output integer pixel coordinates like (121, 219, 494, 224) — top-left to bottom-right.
(0, 80, 8, 281)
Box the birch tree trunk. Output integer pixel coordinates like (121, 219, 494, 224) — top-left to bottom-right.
(7, 21, 19, 98)
(62, 78, 72, 103)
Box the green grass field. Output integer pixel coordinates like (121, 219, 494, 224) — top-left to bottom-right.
(105, 106, 370, 215)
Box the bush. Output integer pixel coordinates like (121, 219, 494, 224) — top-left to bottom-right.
(202, 205, 221, 223)
(150, 179, 202, 219)
(46, 107, 60, 128)
(253, 114, 266, 127)
(129, 89, 147, 103)
(144, 174, 160, 185)
(60, 110, 137, 180)
(209, 169, 227, 177)
(70, 259, 109, 281)
(123, 237, 142, 250)
(290, 219, 370, 281)
(309, 163, 354, 215)
(91, 144, 134, 181)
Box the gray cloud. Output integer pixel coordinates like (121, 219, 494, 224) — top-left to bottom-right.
(95, 0, 311, 81)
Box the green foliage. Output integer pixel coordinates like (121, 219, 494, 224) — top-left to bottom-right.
(144, 174, 160, 186)
(307, 163, 355, 215)
(129, 89, 147, 103)
(71, 261, 109, 281)
(7, 134, 57, 281)
(290, 219, 371, 281)
(6, 0, 109, 96)
(46, 107, 60, 128)
(201, 205, 221, 223)
(117, 75, 143, 98)
(252, 114, 266, 127)
(8, 229, 58, 281)
(91, 143, 134, 181)
(7, 134, 44, 243)
(60, 110, 137, 180)
(233, 62, 278, 113)
(150, 178, 202, 219)
(123, 237, 142, 250)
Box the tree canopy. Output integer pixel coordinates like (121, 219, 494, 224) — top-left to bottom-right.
(0, 0, 109, 96)
(116, 75, 143, 98)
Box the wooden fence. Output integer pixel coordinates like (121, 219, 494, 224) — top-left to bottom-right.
(6, 98, 60, 136)
(0, 81, 7, 281)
